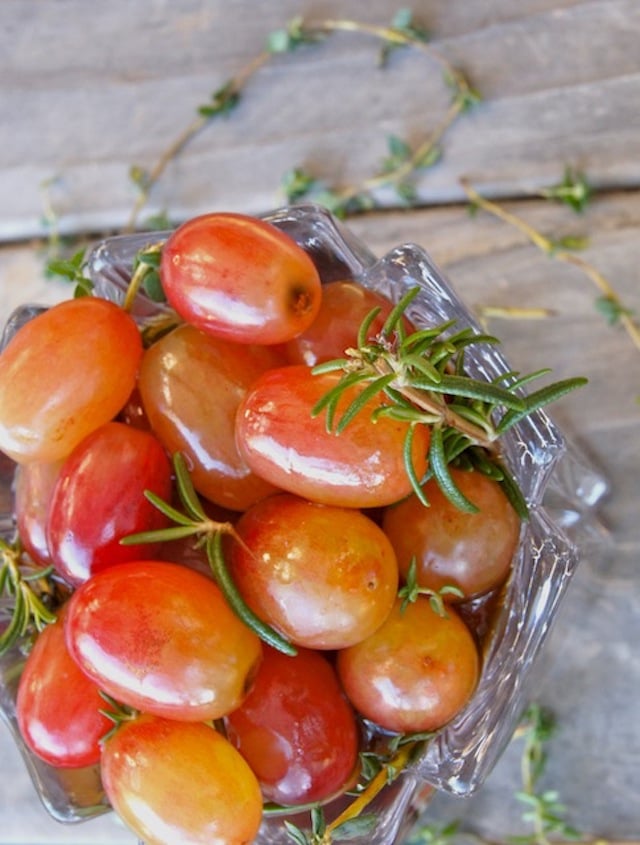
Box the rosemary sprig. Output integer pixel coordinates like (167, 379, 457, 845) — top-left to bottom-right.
(0, 539, 57, 656)
(121, 452, 297, 656)
(311, 287, 587, 516)
(98, 690, 140, 745)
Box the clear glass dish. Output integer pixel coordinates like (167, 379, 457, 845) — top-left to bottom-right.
(0, 204, 608, 843)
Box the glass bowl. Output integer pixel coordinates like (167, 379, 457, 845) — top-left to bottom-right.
(0, 204, 607, 844)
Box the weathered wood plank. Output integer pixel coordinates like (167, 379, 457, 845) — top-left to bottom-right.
(1, 0, 639, 240)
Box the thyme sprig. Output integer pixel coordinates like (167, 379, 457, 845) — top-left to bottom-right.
(121, 241, 166, 312)
(283, 739, 424, 845)
(406, 704, 583, 845)
(121, 452, 297, 656)
(462, 178, 640, 352)
(311, 287, 587, 516)
(0, 539, 57, 656)
(399, 558, 465, 614)
(125, 9, 475, 229)
(511, 704, 582, 845)
(281, 78, 478, 216)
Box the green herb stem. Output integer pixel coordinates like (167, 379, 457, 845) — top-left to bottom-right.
(461, 179, 640, 353)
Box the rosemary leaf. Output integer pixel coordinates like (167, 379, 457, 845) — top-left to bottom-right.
(403, 426, 430, 505)
(495, 368, 552, 391)
(121, 524, 201, 546)
(381, 287, 421, 336)
(357, 305, 383, 347)
(173, 452, 208, 521)
(206, 533, 297, 656)
(496, 376, 588, 435)
(429, 426, 479, 513)
(335, 373, 396, 434)
(310, 370, 374, 431)
(141, 491, 196, 527)
(0, 589, 27, 655)
(399, 321, 457, 355)
(402, 352, 443, 383)
(415, 373, 527, 410)
(495, 462, 530, 521)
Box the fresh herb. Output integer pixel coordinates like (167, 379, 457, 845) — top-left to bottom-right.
(122, 10, 477, 229)
(121, 241, 166, 311)
(283, 740, 423, 844)
(406, 820, 461, 845)
(540, 167, 592, 214)
(311, 287, 586, 516)
(121, 452, 297, 657)
(98, 691, 139, 745)
(45, 249, 94, 297)
(461, 178, 640, 352)
(0, 538, 58, 656)
(406, 704, 583, 845)
(509, 704, 583, 845)
(398, 558, 465, 614)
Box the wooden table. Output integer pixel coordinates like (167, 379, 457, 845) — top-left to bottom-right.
(1, 1, 638, 843)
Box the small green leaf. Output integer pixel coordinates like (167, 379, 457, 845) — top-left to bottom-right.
(142, 269, 166, 302)
(541, 167, 592, 213)
(390, 8, 429, 42)
(332, 813, 379, 839)
(417, 373, 527, 410)
(143, 210, 173, 231)
(198, 81, 240, 118)
(403, 425, 430, 505)
(129, 164, 151, 191)
(381, 286, 421, 336)
(310, 805, 326, 837)
(173, 452, 207, 521)
(446, 70, 482, 111)
(283, 821, 310, 845)
(429, 426, 479, 513)
(595, 294, 634, 326)
(356, 305, 383, 348)
(415, 144, 442, 169)
(310, 370, 372, 431)
(396, 180, 419, 204)
(402, 353, 443, 383)
(388, 134, 412, 161)
(267, 16, 320, 53)
(335, 373, 396, 433)
(281, 167, 316, 203)
(550, 234, 589, 252)
(45, 249, 94, 296)
(496, 377, 588, 435)
(121, 524, 201, 545)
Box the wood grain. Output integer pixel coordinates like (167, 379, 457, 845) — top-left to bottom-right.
(1, 0, 640, 239)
